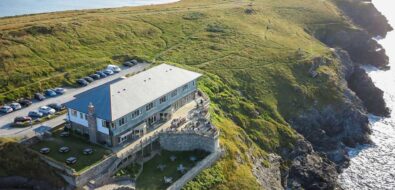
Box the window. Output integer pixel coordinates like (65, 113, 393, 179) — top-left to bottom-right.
(146, 102, 154, 111)
(80, 112, 84, 119)
(171, 90, 177, 97)
(131, 110, 140, 119)
(182, 84, 188, 91)
(118, 117, 126, 126)
(102, 120, 110, 128)
(193, 81, 195, 86)
(159, 96, 167, 104)
(71, 110, 77, 117)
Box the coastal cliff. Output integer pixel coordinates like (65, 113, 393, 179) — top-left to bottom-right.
(0, 0, 393, 189)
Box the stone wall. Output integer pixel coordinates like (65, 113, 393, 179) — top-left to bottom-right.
(74, 154, 117, 187)
(159, 131, 219, 153)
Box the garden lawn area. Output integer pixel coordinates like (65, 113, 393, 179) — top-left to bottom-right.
(136, 150, 209, 190)
(30, 128, 111, 172)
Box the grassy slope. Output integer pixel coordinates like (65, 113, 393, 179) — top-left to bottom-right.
(0, 0, 350, 189)
(0, 138, 65, 187)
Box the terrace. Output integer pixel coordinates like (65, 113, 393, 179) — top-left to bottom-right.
(30, 126, 111, 172)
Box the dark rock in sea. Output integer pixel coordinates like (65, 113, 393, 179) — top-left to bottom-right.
(332, 0, 393, 37)
(348, 67, 390, 117)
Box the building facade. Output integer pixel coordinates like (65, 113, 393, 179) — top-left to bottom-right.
(65, 64, 202, 147)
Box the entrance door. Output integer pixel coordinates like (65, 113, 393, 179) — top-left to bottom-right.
(147, 115, 157, 126)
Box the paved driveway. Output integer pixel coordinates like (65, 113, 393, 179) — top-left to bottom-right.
(0, 63, 150, 138)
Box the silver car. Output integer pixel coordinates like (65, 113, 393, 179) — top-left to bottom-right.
(38, 106, 56, 115)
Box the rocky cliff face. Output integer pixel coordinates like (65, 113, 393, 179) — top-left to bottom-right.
(332, 0, 393, 37)
(282, 1, 393, 189)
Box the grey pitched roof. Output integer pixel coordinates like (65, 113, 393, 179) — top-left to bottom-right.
(65, 64, 202, 121)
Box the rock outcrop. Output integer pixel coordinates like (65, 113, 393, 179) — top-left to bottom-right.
(348, 67, 390, 117)
(332, 0, 393, 37)
(315, 28, 389, 69)
(284, 140, 339, 190)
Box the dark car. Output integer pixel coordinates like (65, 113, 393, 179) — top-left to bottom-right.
(96, 71, 107, 78)
(76, 79, 89, 86)
(89, 74, 101, 80)
(44, 89, 57, 97)
(83, 148, 93, 155)
(66, 157, 77, 165)
(40, 148, 50, 154)
(48, 103, 65, 111)
(14, 116, 32, 123)
(34, 93, 46, 101)
(83, 77, 94, 83)
(59, 146, 70, 153)
(18, 99, 32, 107)
(123, 59, 138, 67)
(54, 87, 66, 95)
(28, 110, 44, 118)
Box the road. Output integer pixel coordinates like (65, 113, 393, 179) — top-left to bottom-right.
(0, 63, 150, 138)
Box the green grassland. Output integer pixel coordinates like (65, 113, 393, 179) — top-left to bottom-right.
(0, 0, 353, 189)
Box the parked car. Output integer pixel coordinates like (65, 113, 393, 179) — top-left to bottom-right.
(38, 106, 56, 115)
(107, 64, 121, 73)
(76, 79, 89, 86)
(96, 71, 107, 78)
(14, 116, 32, 123)
(10, 102, 22, 111)
(83, 76, 94, 83)
(18, 99, 32, 107)
(83, 148, 93, 155)
(44, 89, 57, 97)
(123, 60, 138, 67)
(59, 146, 70, 153)
(103, 69, 114, 75)
(28, 110, 44, 118)
(66, 157, 77, 165)
(34, 93, 46, 101)
(0, 106, 13, 113)
(48, 103, 65, 111)
(89, 74, 101, 80)
(40, 147, 50, 154)
(54, 87, 66, 95)
(60, 131, 70, 137)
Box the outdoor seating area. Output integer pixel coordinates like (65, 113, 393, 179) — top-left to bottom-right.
(29, 125, 111, 171)
(136, 150, 209, 190)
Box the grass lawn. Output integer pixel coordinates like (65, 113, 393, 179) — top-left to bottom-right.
(30, 128, 111, 172)
(136, 150, 209, 190)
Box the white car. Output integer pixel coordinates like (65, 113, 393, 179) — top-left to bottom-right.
(38, 106, 56, 115)
(0, 106, 13, 113)
(10, 102, 22, 110)
(106, 65, 121, 73)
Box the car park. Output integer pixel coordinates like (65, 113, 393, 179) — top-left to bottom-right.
(44, 89, 57, 97)
(107, 64, 121, 73)
(54, 87, 66, 95)
(66, 157, 77, 165)
(89, 74, 101, 80)
(83, 76, 94, 83)
(76, 79, 89, 86)
(10, 102, 22, 111)
(48, 103, 65, 111)
(59, 146, 70, 153)
(103, 69, 114, 75)
(14, 116, 32, 123)
(28, 110, 44, 118)
(40, 147, 50, 154)
(96, 71, 107, 78)
(38, 106, 56, 115)
(0, 106, 13, 113)
(18, 99, 32, 107)
(34, 93, 46, 101)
